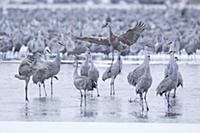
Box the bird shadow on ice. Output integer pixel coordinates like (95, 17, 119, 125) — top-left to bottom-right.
(128, 98, 149, 121)
(79, 98, 99, 118)
(80, 106, 98, 118)
(22, 97, 61, 120)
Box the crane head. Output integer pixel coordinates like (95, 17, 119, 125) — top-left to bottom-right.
(174, 57, 180, 61)
(102, 17, 112, 28)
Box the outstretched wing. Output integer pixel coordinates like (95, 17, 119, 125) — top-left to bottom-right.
(119, 21, 147, 46)
(75, 36, 110, 46)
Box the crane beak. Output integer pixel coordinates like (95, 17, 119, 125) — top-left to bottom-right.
(58, 42, 64, 46)
(167, 42, 173, 45)
(148, 55, 150, 60)
(45, 47, 52, 54)
(175, 57, 180, 61)
(102, 22, 108, 28)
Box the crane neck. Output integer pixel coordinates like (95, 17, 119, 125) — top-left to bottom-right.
(108, 24, 114, 41)
(54, 51, 61, 66)
(170, 52, 175, 64)
(144, 55, 150, 76)
(73, 60, 79, 78)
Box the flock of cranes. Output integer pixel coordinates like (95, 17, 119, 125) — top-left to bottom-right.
(1, 2, 200, 61)
(13, 17, 184, 112)
(15, 42, 64, 101)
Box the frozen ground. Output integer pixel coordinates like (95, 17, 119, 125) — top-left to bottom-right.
(0, 62, 200, 123)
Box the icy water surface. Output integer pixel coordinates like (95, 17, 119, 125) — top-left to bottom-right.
(0, 63, 200, 123)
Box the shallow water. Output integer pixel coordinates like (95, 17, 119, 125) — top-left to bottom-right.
(0, 62, 200, 123)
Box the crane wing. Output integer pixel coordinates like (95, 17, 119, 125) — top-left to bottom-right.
(119, 21, 147, 46)
(75, 36, 110, 46)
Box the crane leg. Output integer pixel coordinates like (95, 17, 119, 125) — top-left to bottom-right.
(39, 83, 41, 97)
(110, 83, 113, 96)
(80, 90, 83, 107)
(167, 91, 171, 109)
(84, 90, 87, 107)
(110, 77, 115, 95)
(25, 79, 29, 102)
(173, 88, 176, 98)
(96, 84, 100, 97)
(110, 79, 114, 96)
(144, 92, 149, 111)
(109, 49, 114, 72)
(43, 83, 47, 97)
(51, 77, 53, 97)
(140, 93, 144, 112)
(113, 80, 115, 95)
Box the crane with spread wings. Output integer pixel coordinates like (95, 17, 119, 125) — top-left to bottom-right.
(75, 17, 148, 66)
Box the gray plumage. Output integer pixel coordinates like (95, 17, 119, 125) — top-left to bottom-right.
(184, 39, 198, 56)
(177, 71, 183, 88)
(156, 45, 178, 108)
(102, 54, 122, 95)
(32, 43, 63, 97)
(76, 18, 147, 69)
(32, 67, 48, 97)
(127, 62, 145, 87)
(15, 54, 36, 101)
(73, 58, 93, 107)
(135, 47, 152, 111)
(88, 60, 100, 97)
(164, 55, 182, 98)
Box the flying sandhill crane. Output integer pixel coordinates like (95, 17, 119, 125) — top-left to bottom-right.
(73, 56, 93, 107)
(156, 43, 178, 109)
(88, 59, 100, 97)
(102, 53, 122, 96)
(15, 54, 37, 101)
(135, 46, 152, 111)
(75, 17, 147, 67)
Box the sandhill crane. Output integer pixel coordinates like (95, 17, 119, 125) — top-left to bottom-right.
(32, 42, 63, 97)
(156, 43, 178, 108)
(135, 46, 152, 111)
(31, 54, 51, 97)
(80, 50, 91, 77)
(73, 57, 93, 107)
(0, 34, 13, 60)
(164, 52, 183, 98)
(75, 17, 147, 67)
(88, 60, 100, 97)
(127, 46, 153, 94)
(15, 54, 36, 101)
(184, 39, 198, 60)
(102, 53, 122, 95)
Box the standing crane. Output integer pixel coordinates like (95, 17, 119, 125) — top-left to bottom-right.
(15, 54, 37, 101)
(73, 56, 93, 107)
(135, 46, 152, 111)
(102, 53, 122, 95)
(156, 42, 178, 109)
